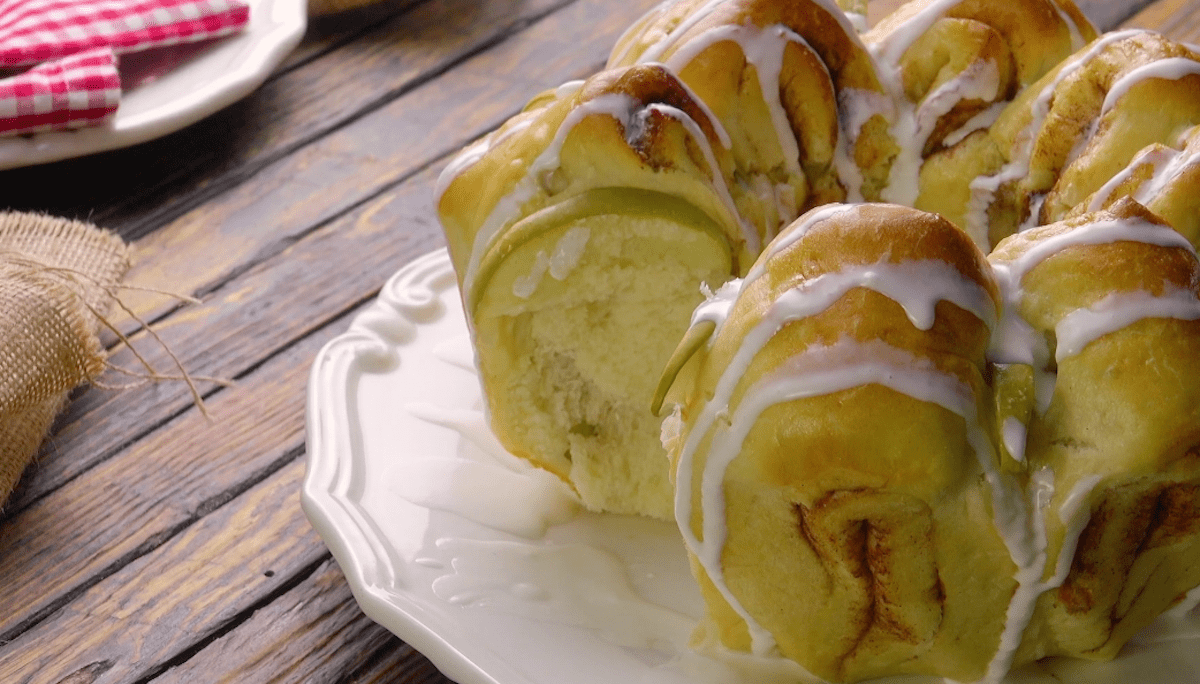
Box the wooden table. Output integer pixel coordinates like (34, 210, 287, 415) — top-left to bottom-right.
(0, 0, 1196, 682)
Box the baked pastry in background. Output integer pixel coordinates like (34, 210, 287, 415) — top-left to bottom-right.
(916, 29, 1200, 249)
(660, 199, 1200, 682)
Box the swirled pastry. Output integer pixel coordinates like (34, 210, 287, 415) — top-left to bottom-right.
(987, 198, 1200, 664)
(661, 203, 1014, 683)
(917, 29, 1200, 249)
(660, 199, 1200, 682)
(437, 0, 1200, 556)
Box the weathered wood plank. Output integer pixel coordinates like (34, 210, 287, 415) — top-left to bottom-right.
(0, 304, 337, 641)
(1124, 0, 1200, 43)
(281, 0, 428, 70)
(1, 158, 441, 517)
(0, 0, 575, 236)
(148, 558, 446, 684)
(0, 458, 329, 684)
(1076, 0, 1162, 30)
(340, 647, 451, 684)
(109, 0, 657, 321)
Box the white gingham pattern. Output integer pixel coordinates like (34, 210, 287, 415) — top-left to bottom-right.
(0, 0, 250, 136)
(0, 0, 251, 67)
(0, 46, 120, 134)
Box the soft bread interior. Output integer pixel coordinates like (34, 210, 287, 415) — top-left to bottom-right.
(471, 193, 732, 519)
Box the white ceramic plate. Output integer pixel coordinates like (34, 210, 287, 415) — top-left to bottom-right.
(302, 249, 1200, 684)
(0, 0, 305, 170)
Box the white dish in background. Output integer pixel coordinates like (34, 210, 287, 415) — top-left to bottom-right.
(302, 248, 1200, 684)
(0, 0, 305, 171)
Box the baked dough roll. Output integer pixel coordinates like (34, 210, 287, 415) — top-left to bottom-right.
(987, 198, 1200, 663)
(437, 64, 747, 518)
(937, 30, 1200, 248)
(869, 0, 1095, 242)
(1070, 124, 1200, 249)
(659, 204, 1020, 683)
(608, 0, 893, 229)
(869, 0, 1094, 157)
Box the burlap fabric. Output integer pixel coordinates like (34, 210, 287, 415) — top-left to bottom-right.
(0, 213, 130, 505)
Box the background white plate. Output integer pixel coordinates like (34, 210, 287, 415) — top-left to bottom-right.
(302, 249, 1200, 684)
(0, 0, 306, 170)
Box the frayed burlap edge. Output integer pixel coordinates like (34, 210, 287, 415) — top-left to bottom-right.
(0, 212, 131, 504)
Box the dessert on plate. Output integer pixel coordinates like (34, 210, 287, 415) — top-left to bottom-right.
(435, 0, 1200, 680)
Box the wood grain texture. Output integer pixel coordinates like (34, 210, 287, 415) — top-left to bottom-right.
(98, 0, 660, 335)
(0, 459, 323, 683)
(0, 312, 332, 642)
(150, 558, 444, 684)
(3, 159, 443, 513)
(1124, 0, 1200, 43)
(0, 0, 567, 233)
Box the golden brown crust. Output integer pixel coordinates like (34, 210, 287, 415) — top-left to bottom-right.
(669, 204, 1011, 683)
(986, 199, 1200, 665)
(438, 3, 1200, 678)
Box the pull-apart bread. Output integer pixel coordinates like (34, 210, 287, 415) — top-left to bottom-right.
(661, 199, 1200, 682)
(435, 0, 1200, 680)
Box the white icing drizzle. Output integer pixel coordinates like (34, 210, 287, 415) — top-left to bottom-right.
(1002, 416, 1028, 464)
(1060, 57, 1200, 178)
(662, 22, 809, 174)
(688, 338, 988, 653)
(434, 117, 534, 201)
(942, 101, 1006, 148)
(431, 537, 696, 647)
(1101, 58, 1200, 116)
(673, 251, 998, 654)
(635, 0, 730, 65)
(458, 93, 625, 298)
(647, 9, 881, 218)
(867, 0, 1091, 216)
(837, 87, 895, 202)
(1053, 1, 1089, 51)
(989, 215, 1196, 412)
(457, 93, 747, 300)
(964, 30, 1148, 244)
(673, 208, 1187, 681)
(1054, 286, 1200, 361)
(869, 0, 975, 68)
(983, 470, 1101, 683)
(863, 0, 961, 209)
(888, 58, 1004, 207)
(994, 217, 1194, 287)
(554, 79, 585, 99)
(404, 403, 581, 538)
(643, 101, 759, 254)
(1086, 136, 1200, 213)
(742, 204, 857, 287)
(690, 276, 745, 336)
(690, 256, 998, 419)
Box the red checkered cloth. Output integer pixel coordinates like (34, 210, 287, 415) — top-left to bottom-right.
(0, 47, 119, 135)
(0, 0, 251, 136)
(0, 0, 251, 67)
